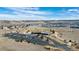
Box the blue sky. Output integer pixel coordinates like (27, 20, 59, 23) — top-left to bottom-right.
(0, 7, 79, 20)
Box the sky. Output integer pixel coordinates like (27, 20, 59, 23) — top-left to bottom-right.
(0, 7, 79, 20)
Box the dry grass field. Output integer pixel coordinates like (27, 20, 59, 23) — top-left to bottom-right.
(0, 26, 79, 51)
(0, 20, 79, 51)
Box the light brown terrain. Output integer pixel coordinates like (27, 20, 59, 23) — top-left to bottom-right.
(0, 26, 79, 51)
(0, 35, 47, 51)
(0, 20, 79, 51)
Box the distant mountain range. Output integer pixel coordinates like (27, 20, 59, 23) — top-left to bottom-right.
(0, 20, 79, 29)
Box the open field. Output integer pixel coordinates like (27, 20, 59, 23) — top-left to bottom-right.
(0, 36, 47, 51)
(0, 20, 79, 51)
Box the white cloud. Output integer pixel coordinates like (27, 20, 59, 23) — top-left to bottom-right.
(19, 7, 40, 10)
(0, 7, 53, 20)
(8, 7, 52, 15)
(1, 7, 79, 20)
(68, 9, 79, 12)
(0, 13, 53, 20)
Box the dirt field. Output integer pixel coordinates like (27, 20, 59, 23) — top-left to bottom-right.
(0, 35, 47, 51)
(0, 27, 79, 51)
